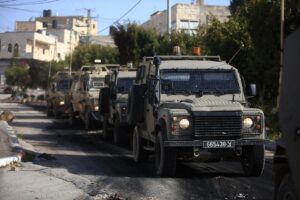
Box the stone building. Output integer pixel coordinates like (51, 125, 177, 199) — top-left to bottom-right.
(142, 0, 230, 35)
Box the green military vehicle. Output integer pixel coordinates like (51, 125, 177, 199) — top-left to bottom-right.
(127, 56, 266, 177)
(68, 64, 112, 130)
(99, 68, 136, 145)
(46, 72, 73, 118)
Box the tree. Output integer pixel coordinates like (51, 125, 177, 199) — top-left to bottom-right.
(111, 22, 158, 66)
(68, 45, 119, 70)
(5, 60, 30, 91)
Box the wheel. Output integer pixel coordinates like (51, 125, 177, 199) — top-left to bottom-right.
(113, 117, 121, 145)
(53, 107, 60, 119)
(132, 126, 148, 163)
(102, 115, 112, 139)
(241, 145, 265, 176)
(155, 131, 177, 177)
(84, 110, 93, 130)
(276, 173, 299, 200)
(69, 106, 78, 126)
(47, 104, 53, 117)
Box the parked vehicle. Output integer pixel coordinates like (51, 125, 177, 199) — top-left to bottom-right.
(99, 68, 136, 144)
(68, 64, 112, 130)
(46, 71, 73, 118)
(127, 55, 266, 177)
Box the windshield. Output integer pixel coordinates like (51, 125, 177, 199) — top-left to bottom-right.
(116, 78, 135, 93)
(56, 79, 71, 91)
(160, 69, 240, 94)
(89, 77, 105, 89)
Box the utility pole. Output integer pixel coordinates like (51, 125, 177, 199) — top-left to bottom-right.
(167, 0, 171, 34)
(69, 29, 73, 75)
(277, 0, 284, 109)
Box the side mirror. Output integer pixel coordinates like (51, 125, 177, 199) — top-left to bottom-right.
(104, 75, 111, 85)
(247, 84, 256, 97)
(153, 56, 161, 66)
(161, 80, 173, 91)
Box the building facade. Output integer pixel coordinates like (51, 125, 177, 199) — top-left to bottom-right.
(142, 0, 230, 35)
(0, 10, 96, 86)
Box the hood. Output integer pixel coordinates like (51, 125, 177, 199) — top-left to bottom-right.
(161, 99, 244, 112)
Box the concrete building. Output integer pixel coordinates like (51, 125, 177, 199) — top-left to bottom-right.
(142, 0, 230, 35)
(0, 10, 93, 87)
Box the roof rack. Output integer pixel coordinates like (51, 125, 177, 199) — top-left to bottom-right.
(143, 55, 221, 62)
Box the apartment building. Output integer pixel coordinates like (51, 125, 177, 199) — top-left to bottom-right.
(142, 0, 230, 35)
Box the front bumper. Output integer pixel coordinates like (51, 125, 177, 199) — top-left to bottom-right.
(164, 139, 266, 147)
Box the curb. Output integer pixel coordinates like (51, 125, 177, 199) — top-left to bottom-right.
(0, 121, 24, 167)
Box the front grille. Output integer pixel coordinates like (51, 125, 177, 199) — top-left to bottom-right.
(193, 112, 242, 138)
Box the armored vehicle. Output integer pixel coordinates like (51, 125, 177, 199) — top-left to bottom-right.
(274, 28, 300, 200)
(128, 56, 266, 177)
(99, 68, 136, 145)
(46, 72, 72, 118)
(68, 64, 110, 130)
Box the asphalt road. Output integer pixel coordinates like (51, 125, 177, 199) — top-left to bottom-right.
(1, 102, 275, 200)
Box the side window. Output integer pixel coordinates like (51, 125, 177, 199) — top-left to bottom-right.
(8, 43, 12, 52)
(14, 43, 19, 56)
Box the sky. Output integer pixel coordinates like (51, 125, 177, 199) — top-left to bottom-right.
(0, 0, 230, 35)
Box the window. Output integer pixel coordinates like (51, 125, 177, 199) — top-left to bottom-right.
(57, 53, 61, 59)
(14, 43, 19, 56)
(43, 49, 46, 54)
(8, 43, 12, 52)
(93, 24, 95, 29)
(42, 22, 48, 28)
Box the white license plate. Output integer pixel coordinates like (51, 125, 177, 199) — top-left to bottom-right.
(203, 140, 235, 148)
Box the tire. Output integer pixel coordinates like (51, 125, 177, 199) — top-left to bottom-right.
(241, 145, 265, 176)
(53, 107, 60, 119)
(46, 104, 53, 117)
(132, 126, 148, 163)
(69, 106, 78, 126)
(113, 117, 123, 145)
(102, 115, 112, 140)
(127, 84, 146, 125)
(155, 131, 177, 177)
(84, 110, 92, 130)
(99, 87, 110, 115)
(276, 173, 299, 200)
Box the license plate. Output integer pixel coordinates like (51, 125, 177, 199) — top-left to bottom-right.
(203, 140, 235, 148)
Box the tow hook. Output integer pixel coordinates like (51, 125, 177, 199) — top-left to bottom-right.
(236, 146, 242, 156)
(194, 147, 200, 157)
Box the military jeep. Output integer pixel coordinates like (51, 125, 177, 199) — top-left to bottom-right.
(99, 68, 136, 144)
(46, 71, 73, 118)
(68, 64, 110, 130)
(128, 56, 266, 177)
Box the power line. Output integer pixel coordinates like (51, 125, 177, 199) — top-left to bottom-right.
(0, 5, 41, 13)
(0, 0, 60, 6)
(98, 0, 143, 33)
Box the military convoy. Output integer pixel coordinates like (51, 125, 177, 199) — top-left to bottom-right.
(46, 71, 73, 118)
(46, 55, 266, 177)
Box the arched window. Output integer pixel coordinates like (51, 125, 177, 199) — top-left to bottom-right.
(14, 43, 19, 56)
(8, 43, 12, 52)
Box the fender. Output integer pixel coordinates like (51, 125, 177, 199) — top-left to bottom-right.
(155, 118, 168, 141)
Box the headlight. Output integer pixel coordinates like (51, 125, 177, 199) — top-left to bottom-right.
(179, 119, 190, 129)
(94, 106, 99, 111)
(243, 118, 253, 129)
(59, 101, 65, 105)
